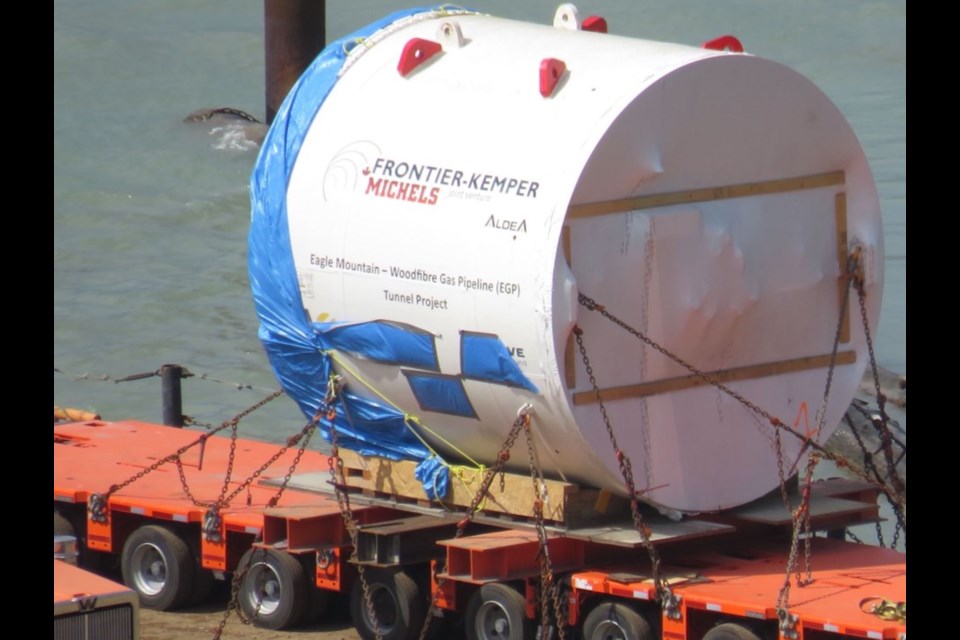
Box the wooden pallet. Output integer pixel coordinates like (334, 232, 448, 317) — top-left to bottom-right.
(329, 449, 609, 525)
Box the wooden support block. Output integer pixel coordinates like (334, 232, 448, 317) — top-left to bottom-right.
(566, 170, 846, 219)
(573, 351, 856, 406)
(835, 191, 851, 344)
(337, 449, 580, 523)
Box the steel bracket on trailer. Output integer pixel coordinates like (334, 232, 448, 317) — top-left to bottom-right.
(778, 611, 799, 639)
(88, 493, 108, 523)
(202, 508, 223, 543)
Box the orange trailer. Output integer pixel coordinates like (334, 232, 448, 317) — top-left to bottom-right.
(53, 417, 905, 640)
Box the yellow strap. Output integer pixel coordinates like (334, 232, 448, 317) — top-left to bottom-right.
(859, 597, 906, 622)
(325, 351, 484, 469)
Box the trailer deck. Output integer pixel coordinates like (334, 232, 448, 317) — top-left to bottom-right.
(53, 418, 905, 639)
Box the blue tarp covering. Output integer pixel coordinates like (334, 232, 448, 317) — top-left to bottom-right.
(460, 331, 539, 393)
(403, 371, 478, 419)
(248, 7, 455, 497)
(321, 320, 440, 371)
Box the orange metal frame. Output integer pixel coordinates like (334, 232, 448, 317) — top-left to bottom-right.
(54, 420, 905, 639)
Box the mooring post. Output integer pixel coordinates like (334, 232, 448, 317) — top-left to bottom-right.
(264, 0, 326, 124)
(161, 364, 184, 428)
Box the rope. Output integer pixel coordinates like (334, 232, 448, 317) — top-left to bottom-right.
(326, 350, 484, 469)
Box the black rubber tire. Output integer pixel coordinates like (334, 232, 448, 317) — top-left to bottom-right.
(301, 582, 332, 625)
(238, 547, 310, 630)
(188, 564, 216, 606)
(350, 567, 425, 640)
(186, 536, 216, 606)
(465, 582, 532, 640)
(703, 621, 766, 640)
(582, 601, 655, 640)
(121, 524, 195, 611)
(56, 508, 106, 573)
(54, 511, 75, 537)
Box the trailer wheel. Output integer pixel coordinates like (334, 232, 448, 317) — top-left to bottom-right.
(465, 582, 532, 640)
(121, 524, 195, 610)
(185, 536, 216, 606)
(582, 601, 654, 640)
(54, 511, 74, 537)
(238, 547, 309, 630)
(703, 621, 766, 640)
(301, 583, 332, 625)
(350, 567, 425, 640)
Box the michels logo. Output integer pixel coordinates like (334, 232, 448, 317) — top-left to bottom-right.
(321, 141, 540, 207)
(364, 158, 441, 206)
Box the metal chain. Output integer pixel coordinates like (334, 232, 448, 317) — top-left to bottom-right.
(576, 292, 888, 493)
(211, 541, 272, 638)
(320, 377, 383, 640)
(523, 416, 567, 640)
(86, 390, 282, 524)
(55, 364, 279, 394)
(854, 276, 907, 500)
(843, 411, 906, 551)
(574, 329, 679, 618)
(183, 416, 216, 429)
(418, 407, 533, 640)
(576, 249, 897, 630)
(845, 413, 888, 548)
(211, 423, 316, 635)
(792, 252, 861, 587)
(212, 407, 321, 636)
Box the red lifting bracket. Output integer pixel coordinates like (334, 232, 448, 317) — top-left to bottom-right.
(702, 35, 744, 53)
(397, 37, 443, 77)
(539, 58, 567, 98)
(582, 16, 608, 33)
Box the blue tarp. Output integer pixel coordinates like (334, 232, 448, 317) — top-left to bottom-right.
(248, 6, 458, 497)
(321, 320, 440, 371)
(403, 371, 478, 419)
(461, 331, 539, 393)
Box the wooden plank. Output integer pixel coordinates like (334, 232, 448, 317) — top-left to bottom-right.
(562, 225, 577, 389)
(572, 350, 856, 406)
(336, 449, 578, 522)
(835, 191, 851, 343)
(566, 170, 846, 219)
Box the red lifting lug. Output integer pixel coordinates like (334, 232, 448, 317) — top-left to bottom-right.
(582, 16, 608, 33)
(539, 57, 566, 97)
(397, 37, 443, 77)
(702, 35, 744, 53)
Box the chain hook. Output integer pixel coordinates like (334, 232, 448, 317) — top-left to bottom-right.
(88, 493, 108, 523)
(777, 609, 799, 639)
(202, 508, 223, 542)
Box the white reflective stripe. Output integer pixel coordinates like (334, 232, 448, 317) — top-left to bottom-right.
(706, 603, 722, 612)
(573, 578, 592, 591)
(131, 507, 146, 515)
(245, 526, 260, 534)
(55, 496, 76, 503)
(745, 611, 765, 620)
(824, 624, 839, 632)
(633, 590, 649, 600)
(173, 514, 188, 522)
(867, 632, 882, 640)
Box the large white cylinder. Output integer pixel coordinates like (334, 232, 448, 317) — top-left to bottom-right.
(280, 8, 883, 513)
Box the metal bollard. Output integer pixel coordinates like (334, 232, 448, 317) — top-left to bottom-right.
(264, 0, 326, 124)
(160, 364, 184, 428)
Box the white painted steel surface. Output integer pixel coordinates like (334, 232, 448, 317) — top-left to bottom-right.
(285, 10, 883, 512)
